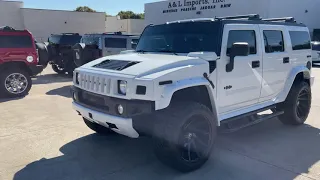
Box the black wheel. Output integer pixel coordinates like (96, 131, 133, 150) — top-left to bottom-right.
(83, 118, 115, 135)
(0, 68, 32, 98)
(277, 81, 311, 125)
(153, 102, 217, 172)
(51, 64, 66, 74)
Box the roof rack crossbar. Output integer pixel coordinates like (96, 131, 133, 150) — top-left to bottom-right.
(262, 17, 296, 23)
(215, 14, 261, 21)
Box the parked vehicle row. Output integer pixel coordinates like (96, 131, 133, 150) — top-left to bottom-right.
(47, 32, 139, 76)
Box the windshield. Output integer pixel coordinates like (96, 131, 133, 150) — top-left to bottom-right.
(136, 21, 222, 55)
(81, 35, 101, 45)
(48, 35, 82, 45)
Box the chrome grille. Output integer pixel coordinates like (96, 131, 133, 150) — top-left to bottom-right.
(78, 73, 111, 95)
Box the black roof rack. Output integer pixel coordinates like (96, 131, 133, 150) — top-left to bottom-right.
(215, 14, 261, 21)
(262, 17, 296, 23)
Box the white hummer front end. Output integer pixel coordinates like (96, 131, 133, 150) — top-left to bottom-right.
(72, 52, 215, 138)
(71, 15, 313, 172)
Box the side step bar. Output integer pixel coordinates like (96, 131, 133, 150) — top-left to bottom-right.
(219, 105, 284, 133)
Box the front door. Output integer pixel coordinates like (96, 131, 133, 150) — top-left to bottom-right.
(217, 24, 263, 114)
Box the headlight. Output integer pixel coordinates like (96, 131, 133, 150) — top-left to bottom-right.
(118, 80, 127, 95)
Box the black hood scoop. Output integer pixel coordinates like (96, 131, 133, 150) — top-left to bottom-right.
(93, 60, 140, 71)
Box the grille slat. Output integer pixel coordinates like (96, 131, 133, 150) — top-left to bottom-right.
(77, 72, 111, 95)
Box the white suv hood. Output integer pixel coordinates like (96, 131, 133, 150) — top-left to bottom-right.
(80, 53, 201, 78)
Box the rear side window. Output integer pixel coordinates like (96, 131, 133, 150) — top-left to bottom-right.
(0, 35, 33, 48)
(263, 30, 284, 53)
(227, 30, 256, 55)
(289, 31, 311, 50)
(105, 38, 127, 48)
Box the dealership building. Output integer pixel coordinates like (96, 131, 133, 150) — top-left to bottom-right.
(145, 0, 320, 40)
(0, 0, 106, 41)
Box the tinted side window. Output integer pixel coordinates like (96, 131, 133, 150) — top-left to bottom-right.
(227, 30, 256, 55)
(289, 31, 311, 50)
(105, 38, 127, 48)
(0, 35, 33, 48)
(263, 31, 284, 53)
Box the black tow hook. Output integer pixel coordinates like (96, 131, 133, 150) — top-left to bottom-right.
(203, 73, 215, 89)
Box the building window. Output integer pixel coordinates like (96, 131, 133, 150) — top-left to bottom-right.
(105, 38, 127, 48)
(0, 35, 33, 48)
(289, 31, 311, 50)
(227, 30, 256, 55)
(263, 30, 285, 53)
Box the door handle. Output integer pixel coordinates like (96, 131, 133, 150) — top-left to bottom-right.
(252, 61, 260, 68)
(283, 57, 290, 63)
(307, 55, 312, 58)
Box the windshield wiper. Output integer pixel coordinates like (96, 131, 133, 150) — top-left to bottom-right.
(157, 50, 178, 55)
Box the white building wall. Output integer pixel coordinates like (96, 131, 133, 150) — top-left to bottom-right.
(105, 16, 128, 33)
(145, 0, 270, 25)
(267, 0, 320, 31)
(127, 19, 145, 35)
(105, 16, 145, 35)
(145, 0, 320, 32)
(0, 1, 24, 29)
(22, 8, 106, 41)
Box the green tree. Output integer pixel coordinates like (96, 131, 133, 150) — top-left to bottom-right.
(117, 11, 144, 19)
(75, 6, 96, 12)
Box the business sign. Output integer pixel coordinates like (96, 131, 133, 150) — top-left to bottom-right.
(163, 0, 231, 14)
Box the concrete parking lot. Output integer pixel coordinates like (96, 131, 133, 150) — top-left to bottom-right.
(1, 67, 320, 180)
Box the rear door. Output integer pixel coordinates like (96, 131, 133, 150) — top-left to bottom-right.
(103, 36, 128, 55)
(0, 33, 36, 64)
(258, 25, 291, 102)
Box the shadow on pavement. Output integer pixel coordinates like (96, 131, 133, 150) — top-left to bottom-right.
(32, 73, 72, 85)
(13, 119, 320, 180)
(0, 96, 24, 103)
(46, 85, 72, 98)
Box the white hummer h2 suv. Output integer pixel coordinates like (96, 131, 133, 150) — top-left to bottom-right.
(71, 14, 314, 172)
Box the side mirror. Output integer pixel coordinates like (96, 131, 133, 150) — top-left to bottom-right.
(226, 42, 249, 72)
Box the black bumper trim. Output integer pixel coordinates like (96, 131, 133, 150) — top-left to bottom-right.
(71, 86, 155, 118)
(28, 64, 44, 76)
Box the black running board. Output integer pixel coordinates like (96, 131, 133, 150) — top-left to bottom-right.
(219, 106, 284, 133)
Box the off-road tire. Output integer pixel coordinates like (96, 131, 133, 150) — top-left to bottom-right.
(35, 42, 49, 68)
(0, 68, 32, 98)
(51, 64, 65, 74)
(83, 118, 115, 135)
(153, 102, 217, 172)
(277, 81, 311, 125)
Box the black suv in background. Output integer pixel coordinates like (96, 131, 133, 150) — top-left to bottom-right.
(47, 33, 82, 75)
(73, 33, 139, 67)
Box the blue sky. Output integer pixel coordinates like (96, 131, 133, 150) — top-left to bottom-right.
(20, 0, 159, 15)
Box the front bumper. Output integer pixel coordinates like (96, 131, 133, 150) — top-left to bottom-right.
(28, 64, 44, 76)
(71, 86, 154, 118)
(73, 102, 139, 138)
